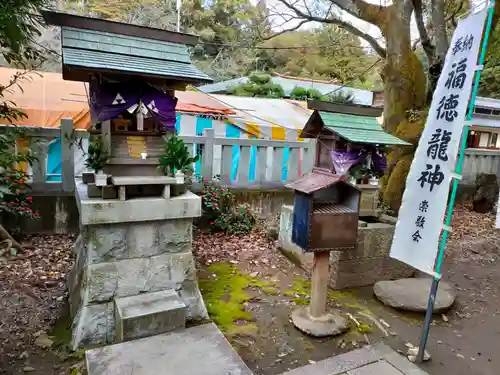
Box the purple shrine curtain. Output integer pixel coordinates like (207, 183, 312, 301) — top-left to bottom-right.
(89, 80, 178, 131)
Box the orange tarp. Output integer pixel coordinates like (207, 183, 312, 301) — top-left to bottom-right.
(0, 68, 233, 129)
(0, 67, 90, 129)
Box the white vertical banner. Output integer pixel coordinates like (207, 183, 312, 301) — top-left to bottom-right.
(390, 7, 488, 275)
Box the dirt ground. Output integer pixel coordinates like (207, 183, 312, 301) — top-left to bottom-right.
(0, 204, 499, 375)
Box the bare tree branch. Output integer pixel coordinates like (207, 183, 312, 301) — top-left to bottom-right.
(261, 19, 311, 40)
(273, 0, 387, 57)
(412, 0, 435, 61)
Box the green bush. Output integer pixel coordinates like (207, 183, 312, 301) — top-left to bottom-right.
(201, 181, 255, 235)
(0, 130, 39, 225)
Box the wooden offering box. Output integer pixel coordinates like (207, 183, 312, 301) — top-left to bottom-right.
(286, 169, 361, 252)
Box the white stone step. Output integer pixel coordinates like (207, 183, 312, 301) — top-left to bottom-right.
(114, 289, 186, 343)
(278, 343, 428, 375)
(86, 323, 253, 375)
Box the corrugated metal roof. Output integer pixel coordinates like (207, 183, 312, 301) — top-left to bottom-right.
(60, 26, 212, 83)
(285, 170, 352, 194)
(319, 112, 410, 146)
(212, 94, 312, 133)
(198, 76, 374, 106)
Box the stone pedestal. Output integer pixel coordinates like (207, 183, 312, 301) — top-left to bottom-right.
(68, 181, 208, 349)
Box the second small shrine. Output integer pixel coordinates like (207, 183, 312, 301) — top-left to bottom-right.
(299, 101, 410, 216)
(44, 11, 213, 349)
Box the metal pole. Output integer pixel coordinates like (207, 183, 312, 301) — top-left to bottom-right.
(417, 0, 496, 362)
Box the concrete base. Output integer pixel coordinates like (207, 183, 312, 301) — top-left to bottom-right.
(85, 323, 253, 375)
(279, 342, 429, 375)
(291, 306, 348, 337)
(69, 180, 207, 349)
(115, 289, 186, 343)
(374, 278, 456, 313)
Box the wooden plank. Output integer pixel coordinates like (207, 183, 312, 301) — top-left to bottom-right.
(271, 147, 284, 182)
(238, 146, 251, 183)
(108, 157, 159, 165)
(214, 137, 307, 148)
(101, 120, 111, 154)
(287, 148, 300, 181)
(111, 176, 177, 185)
(32, 138, 48, 184)
(60, 119, 75, 192)
(201, 128, 215, 180)
(310, 251, 330, 318)
(255, 146, 267, 183)
(221, 145, 233, 184)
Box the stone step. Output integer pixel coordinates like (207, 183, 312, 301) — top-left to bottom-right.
(85, 323, 254, 375)
(278, 343, 428, 375)
(114, 289, 186, 343)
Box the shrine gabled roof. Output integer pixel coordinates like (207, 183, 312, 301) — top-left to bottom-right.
(304, 111, 410, 146)
(42, 11, 213, 84)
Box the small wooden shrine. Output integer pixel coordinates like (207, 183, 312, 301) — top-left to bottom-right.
(43, 11, 213, 199)
(286, 169, 360, 251)
(300, 101, 410, 216)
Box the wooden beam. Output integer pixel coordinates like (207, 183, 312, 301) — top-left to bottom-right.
(309, 251, 330, 318)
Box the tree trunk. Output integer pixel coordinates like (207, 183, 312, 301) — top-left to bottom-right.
(380, 6, 428, 212)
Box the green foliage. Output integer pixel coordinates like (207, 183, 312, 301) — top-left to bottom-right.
(158, 133, 199, 176)
(256, 25, 380, 86)
(290, 86, 322, 100)
(0, 129, 39, 222)
(201, 181, 255, 235)
(229, 73, 285, 98)
(0, 0, 48, 66)
(328, 91, 355, 104)
(480, 26, 500, 98)
(214, 203, 255, 235)
(85, 136, 109, 173)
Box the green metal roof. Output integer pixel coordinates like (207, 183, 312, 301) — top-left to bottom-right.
(60, 27, 212, 83)
(319, 112, 410, 146)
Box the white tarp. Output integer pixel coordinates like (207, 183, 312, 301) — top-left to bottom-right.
(390, 6, 488, 275)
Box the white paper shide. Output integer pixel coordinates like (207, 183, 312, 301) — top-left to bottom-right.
(390, 7, 488, 275)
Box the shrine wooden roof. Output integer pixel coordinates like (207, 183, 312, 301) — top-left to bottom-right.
(42, 11, 213, 84)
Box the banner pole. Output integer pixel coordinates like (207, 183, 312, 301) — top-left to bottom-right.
(417, 0, 496, 362)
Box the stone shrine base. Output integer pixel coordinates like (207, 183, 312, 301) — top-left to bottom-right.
(68, 181, 207, 349)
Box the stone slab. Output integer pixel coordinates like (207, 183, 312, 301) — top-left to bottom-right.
(111, 175, 177, 186)
(347, 360, 404, 375)
(374, 278, 456, 313)
(76, 181, 201, 225)
(71, 302, 115, 350)
(115, 289, 186, 343)
(291, 306, 348, 337)
(82, 219, 193, 264)
(279, 343, 429, 375)
(83, 252, 197, 304)
(85, 323, 253, 375)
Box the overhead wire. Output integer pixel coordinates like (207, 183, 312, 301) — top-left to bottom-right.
(29, 27, 383, 152)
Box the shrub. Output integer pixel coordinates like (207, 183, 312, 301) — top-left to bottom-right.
(0, 130, 40, 244)
(201, 181, 255, 235)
